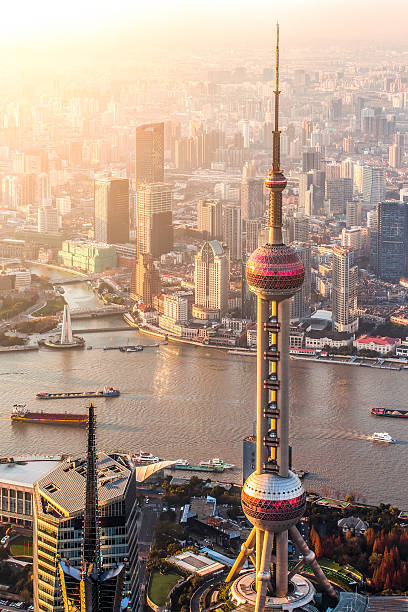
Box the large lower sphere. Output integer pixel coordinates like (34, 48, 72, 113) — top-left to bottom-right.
(246, 243, 304, 300)
(241, 471, 306, 532)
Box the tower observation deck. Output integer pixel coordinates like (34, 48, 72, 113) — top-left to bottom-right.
(226, 25, 341, 612)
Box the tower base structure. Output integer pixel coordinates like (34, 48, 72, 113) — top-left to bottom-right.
(231, 572, 315, 610)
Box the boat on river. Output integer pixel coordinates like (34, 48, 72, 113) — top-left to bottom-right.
(371, 408, 408, 418)
(368, 432, 396, 443)
(11, 404, 88, 426)
(36, 386, 120, 400)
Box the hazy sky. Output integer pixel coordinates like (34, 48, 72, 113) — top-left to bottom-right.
(2, 0, 408, 48)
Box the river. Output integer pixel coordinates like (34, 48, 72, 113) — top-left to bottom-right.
(1, 265, 407, 508)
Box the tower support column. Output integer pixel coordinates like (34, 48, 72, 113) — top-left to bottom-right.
(256, 297, 269, 474)
(277, 299, 289, 477)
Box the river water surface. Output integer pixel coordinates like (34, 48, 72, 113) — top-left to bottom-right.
(1, 265, 407, 508)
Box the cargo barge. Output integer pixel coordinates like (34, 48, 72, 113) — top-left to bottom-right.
(371, 407, 408, 418)
(11, 405, 88, 426)
(36, 386, 120, 400)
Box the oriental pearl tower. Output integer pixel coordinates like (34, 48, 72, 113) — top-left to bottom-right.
(227, 25, 339, 612)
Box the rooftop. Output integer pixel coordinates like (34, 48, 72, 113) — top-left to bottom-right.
(0, 459, 61, 488)
(36, 452, 131, 516)
(356, 335, 399, 346)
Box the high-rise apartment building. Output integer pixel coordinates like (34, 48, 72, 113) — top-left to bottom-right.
(194, 240, 229, 314)
(56, 196, 72, 216)
(130, 253, 161, 305)
(38, 205, 59, 234)
(301, 148, 320, 172)
(222, 204, 242, 260)
(293, 215, 310, 242)
(135, 123, 164, 184)
(376, 200, 408, 281)
(389, 143, 402, 169)
(137, 183, 173, 258)
(240, 177, 264, 220)
(325, 178, 353, 216)
(197, 199, 223, 240)
(244, 218, 263, 255)
(346, 200, 362, 228)
(94, 177, 129, 244)
(332, 246, 359, 333)
(290, 242, 311, 321)
(362, 166, 385, 204)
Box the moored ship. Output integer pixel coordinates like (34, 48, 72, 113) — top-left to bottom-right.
(371, 407, 408, 418)
(132, 451, 160, 465)
(36, 386, 120, 400)
(11, 404, 88, 426)
(172, 457, 234, 473)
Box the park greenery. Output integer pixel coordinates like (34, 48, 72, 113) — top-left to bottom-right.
(15, 316, 58, 334)
(0, 293, 38, 321)
(35, 295, 66, 316)
(308, 501, 408, 594)
(0, 333, 26, 347)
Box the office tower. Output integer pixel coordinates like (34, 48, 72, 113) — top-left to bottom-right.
(20, 173, 36, 206)
(301, 120, 312, 145)
(1, 176, 20, 210)
(301, 148, 320, 172)
(38, 172, 51, 203)
(298, 172, 313, 210)
(137, 183, 173, 258)
(293, 215, 309, 242)
(361, 107, 382, 138)
(223, 204, 242, 260)
(341, 227, 362, 252)
(135, 122, 164, 184)
(227, 27, 339, 612)
(38, 205, 59, 234)
(194, 240, 229, 314)
(94, 177, 129, 244)
(377, 200, 408, 281)
(241, 177, 265, 220)
(290, 243, 311, 321)
(325, 178, 353, 216)
(130, 253, 161, 305)
(346, 200, 362, 228)
(341, 158, 354, 179)
(68, 140, 83, 166)
(241, 255, 256, 321)
(389, 143, 402, 169)
(34, 405, 139, 612)
(362, 166, 384, 204)
(197, 199, 223, 240)
(56, 196, 72, 216)
(305, 183, 324, 216)
(332, 246, 359, 333)
(353, 163, 364, 193)
(245, 217, 263, 255)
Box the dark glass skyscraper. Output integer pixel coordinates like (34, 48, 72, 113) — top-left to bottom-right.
(377, 200, 408, 281)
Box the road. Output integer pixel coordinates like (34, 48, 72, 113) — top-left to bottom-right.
(190, 574, 226, 612)
(368, 597, 408, 611)
(137, 499, 161, 593)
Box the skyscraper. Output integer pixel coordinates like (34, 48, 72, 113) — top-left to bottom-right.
(136, 183, 173, 258)
(197, 199, 223, 240)
(33, 405, 139, 612)
(332, 246, 359, 333)
(241, 177, 265, 220)
(325, 177, 353, 216)
(376, 200, 408, 281)
(244, 217, 263, 255)
(135, 122, 164, 184)
(346, 200, 362, 228)
(227, 26, 339, 612)
(194, 240, 229, 315)
(223, 204, 242, 260)
(38, 205, 59, 234)
(94, 177, 129, 244)
(290, 243, 311, 321)
(362, 166, 385, 204)
(130, 253, 161, 305)
(301, 148, 320, 172)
